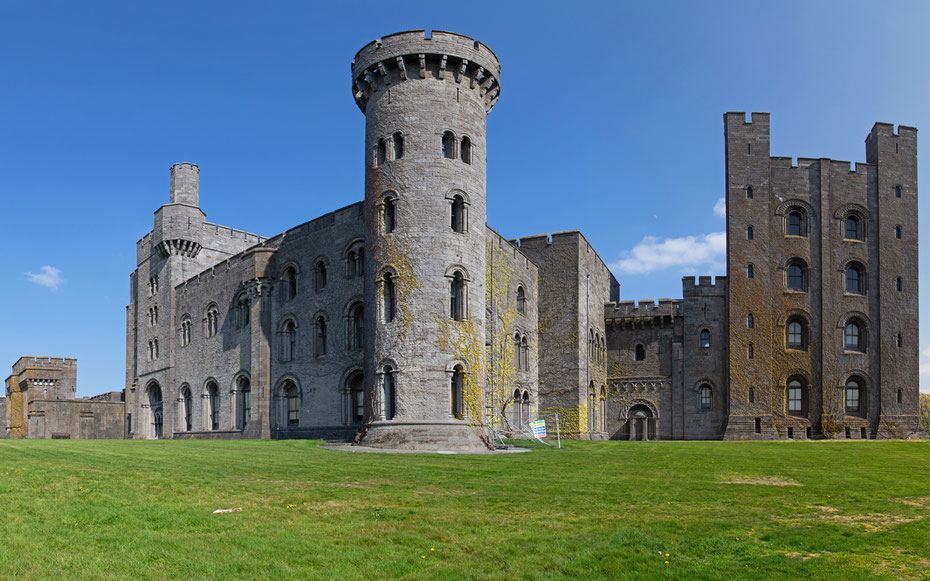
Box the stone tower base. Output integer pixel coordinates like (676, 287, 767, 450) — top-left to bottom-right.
(359, 419, 490, 452)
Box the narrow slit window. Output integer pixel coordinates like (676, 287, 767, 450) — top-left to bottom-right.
(392, 132, 404, 160)
(460, 136, 471, 164)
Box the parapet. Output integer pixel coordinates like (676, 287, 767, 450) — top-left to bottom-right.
(12, 356, 77, 374)
(682, 275, 727, 297)
(351, 30, 501, 113)
(605, 298, 680, 321)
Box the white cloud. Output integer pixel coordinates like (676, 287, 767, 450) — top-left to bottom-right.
(610, 232, 726, 276)
(713, 197, 726, 218)
(25, 266, 64, 290)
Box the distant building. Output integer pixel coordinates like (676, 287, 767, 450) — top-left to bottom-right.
(121, 31, 921, 447)
(2, 357, 125, 439)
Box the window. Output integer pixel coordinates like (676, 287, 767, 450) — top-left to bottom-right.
(383, 196, 396, 233)
(895, 225, 902, 239)
(206, 305, 219, 338)
(699, 385, 712, 410)
(747, 264, 754, 279)
(314, 261, 327, 291)
(348, 374, 365, 423)
(238, 377, 251, 429)
(383, 273, 395, 323)
(845, 321, 863, 352)
(897, 333, 903, 348)
(285, 382, 299, 425)
(754, 417, 761, 434)
(461, 136, 472, 164)
(512, 389, 523, 427)
(237, 295, 250, 328)
(786, 320, 804, 349)
(896, 277, 903, 292)
(746, 185, 753, 199)
(181, 386, 192, 431)
(787, 211, 804, 236)
(180, 316, 192, 347)
(442, 131, 455, 159)
(521, 335, 529, 370)
(787, 379, 803, 414)
(897, 389, 903, 404)
(392, 132, 404, 160)
(451, 195, 466, 232)
(451, 365, 465, 418)
(346, 250, 356, 279)
(846, 265, 863, 294)
(347, 304, 365, 350)
(281, 320, 297, 362)
(845, 380, 860, 414)
(357, 248, 365, 276)
(153, 339, 159, 360)
(516, 286, 526, 315)
(281, 267, 297, 301)
(383, 366, 396, 420)
(206, 382, 220, 430)
(747, 226, 753, 240)
(635, 344, 645, 361)
(450, 271, 466, 320)
(895, 185, 901, 198)
(748, 343, 754, 359)
(700, 329, 710, 349)
(787, 260, 806, 291)
(149, 276, 159, 296)
(747, 313, 754, 328)
(149, 306, 158, 326)
(514, 334, 522, 370)
(845, 215, 861, 240)
(315, 316, 327, 356)
(377, 138, 386, 166)
(749, 387, 755, 403)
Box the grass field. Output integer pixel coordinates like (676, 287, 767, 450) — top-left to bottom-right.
(0, 439, 928, 580)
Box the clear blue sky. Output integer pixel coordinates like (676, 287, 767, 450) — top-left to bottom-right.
(2, 0, 928, 395)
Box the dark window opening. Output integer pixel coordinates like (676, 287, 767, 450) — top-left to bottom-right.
(845, 216, 861, 240)
(392, 132, 404, 160)
(896, 277, 903, 292)
(754, 417, 761, 434)
(747, 264, 754, 279)
(747, 226, 754, 240)
(787, 211, 804, 236)
(451, 195, 466, 233)
(383, 197, 396, 233)
(461, 136, 471, 164)
(450, 271, 466, 320)
(846, 265, 863, 294)
(895, 185, 901, 198)
(700, 329, 710, 349)
(746, 186, 753, 199)
(383, 273, 396, 323)
(442, 131, 455, 159)
(377, 138, 386, 166)
(635, 344, 645, 361)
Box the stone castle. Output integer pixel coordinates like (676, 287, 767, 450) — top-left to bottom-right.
(4, 30, 922, 445)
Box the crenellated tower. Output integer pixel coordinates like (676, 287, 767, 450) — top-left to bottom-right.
(352, 31, 500, 450)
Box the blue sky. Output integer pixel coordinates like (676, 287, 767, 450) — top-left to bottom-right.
(2, 0, 928, 395)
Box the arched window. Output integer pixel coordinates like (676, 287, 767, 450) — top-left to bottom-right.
(786, 318, 806, 350)
(747, 226, 754, 240)
(392, 132, 404, 160)
(787, 260, 806, 291)
(376, 138, 386, 166)
(348, 374, 365, 423)
(205, 381, 219, 431)
(451, 195, 466, 232)
(700, 329, 710, 349)
(237, 376, 251, 429)
(450, 271, 466, 320)
(512, 389, 523, 427)
(285, 382, 299, 425)
(895, 185, 901, 198)
(147, 383, 163, 439)
(206, 305, 219, 338)
(314, 260, 327, 291)
(787, 210, 805, 236)
(787, 378, 805, 415)
(281, 267, 297, 301)
(845, 320, 864, 352)
(516, 286, 526, 315)
(315, 316, 327, 356)
(451, 365, 465, 419)
(180, 315, 192, 347)
(845, 215, 861, 240)
(747, 264, 754, 279)
(461, 136, 472, 164)
(748, 343, 754, 359)
(845, 379, 861, 414)
(356, 248, 365, 276)
(383, 196, 396, 233)
(699, 385, 712, 410)
(153, 339, 159, 360)
(282, 319, 297, 362)
(350, 304, 365, 350)
(521, 335, 529, 370)
(896, 277, 903, 292)
(346, 251, 357, 279)
(237, 294, 250, 328)
(746, 185, 753, 199)
(895, 225, 902, 239)
(635, 344, 645, 361)
(383, 366, 396, 420)
(383, 273, 395, 323)
(442, 131, 455, 159)
(180, 385, 192, 431)
(747, 313, 754, 328)
(846, 264, 863, 294)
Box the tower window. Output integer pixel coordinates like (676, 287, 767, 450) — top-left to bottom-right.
(845, 379, 860, 414)
(746, 185, 753, 199)
(845, 320, 864, 352)
(747, 264, 754, 279)
(635, 344, 645, 361)
(700, 329, 710, 349)
(314, 261, 327, 291)
(383, 196, 396, 233)
(787, 378, 804, 414)
(747, 226, 754, 240)
(180, 316, 192, 347)
(785, 317, 807, 350)
(516, 286, 526, 315)
(377, 138, 386, 166)
(787, 210, 805, 236)
(450, 271, 466, 321)
(748, 343, 754, 359)
(315, 316, 327, 356)
(392, 132, 404, 160)
(461, 136, 472, 164)
(786, 259, 807, 291)
(749, 387, 755, 402)
(896, 333, 903, 348)
(895, 185, 901, 198)
(896, 277, 903, 292)
(747, 313, 754, 328)
(897, 389, 903, 404)
(442, 131, 455, 159)
(845, 215, 861, 240)
(846, 264, 863, 294)
(383, 273, 396, 323)
(349, 304, 364, 350)
(895, 225, 902, 239)
(451, 195, 466, 233)
(699, 385, 712, 410)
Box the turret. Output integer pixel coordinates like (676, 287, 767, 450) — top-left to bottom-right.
(152, 162, 205, 259)
(352, 31, 500, 450)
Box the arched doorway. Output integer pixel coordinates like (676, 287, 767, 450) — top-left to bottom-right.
(147, 383, 163, 440)
(628, 404, 654, 441)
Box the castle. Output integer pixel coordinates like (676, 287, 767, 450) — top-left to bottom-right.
(6, 30, 922, 444)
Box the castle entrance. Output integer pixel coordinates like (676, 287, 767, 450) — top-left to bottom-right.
(628, 405, 654, 441)
(148, 383, 163, 439)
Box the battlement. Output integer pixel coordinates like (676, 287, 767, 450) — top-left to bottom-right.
(605, 299, 680, 319)
(352, 30, 501, 114)
(202, 222, 265, 244)
(682, 276, 727, 297)
(724, 111, 770, 127)
(869, 122, 918, 138)
(487, 226, 537, 270)
(12, 356, 77, 373)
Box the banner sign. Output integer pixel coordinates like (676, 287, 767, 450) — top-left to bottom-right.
(530, 420, 547, 438)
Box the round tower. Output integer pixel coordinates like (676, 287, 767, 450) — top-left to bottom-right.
(352, 31, 501, 450)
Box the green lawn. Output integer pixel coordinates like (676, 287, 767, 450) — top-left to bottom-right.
(0, 439, 928, 580)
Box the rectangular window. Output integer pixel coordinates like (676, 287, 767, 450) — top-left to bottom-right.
(788, 388, 802, 412)
(846, 388, 859, 412)
(754, 417, 761, 434)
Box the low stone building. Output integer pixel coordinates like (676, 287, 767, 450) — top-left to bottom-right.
(3, 357, 125, 439)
